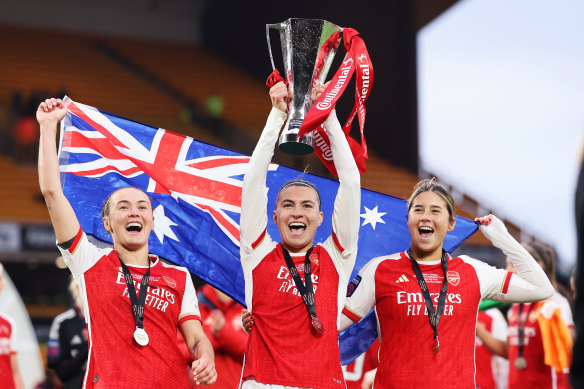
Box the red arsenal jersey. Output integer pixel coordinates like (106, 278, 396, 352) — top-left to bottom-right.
(343, 252, 512, 389)
(475, 309, 508, 389)
(59, 228, 201, 388)
(0, 313, 16, 389)
(242, 242, 348, 388)
(507, 292, 573, 389)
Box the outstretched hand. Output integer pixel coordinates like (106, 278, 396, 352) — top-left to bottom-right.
(475, 214, 509, 242)
(37, 98, 68, 128)
(475, 214, 494, 226)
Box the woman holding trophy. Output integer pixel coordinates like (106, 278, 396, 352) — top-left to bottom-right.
(239, 78, 360, 389)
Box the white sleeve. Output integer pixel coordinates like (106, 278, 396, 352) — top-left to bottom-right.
(58, 228, 110, 280)
(556, 294, 574, 327)
(487, 308, 508, 342)
(240, 108, 286, 268)
(179, 272, 201, 321)
(478, 216, 554, 302)
(240, 108, 285, 312)
(325, 110, 360, 263)
(542, 293, 574, 327)
(8, 316, 18, 353)
(342, 257, 384, 329)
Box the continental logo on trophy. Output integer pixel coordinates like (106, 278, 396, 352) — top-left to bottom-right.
(266, 18, 373, 175)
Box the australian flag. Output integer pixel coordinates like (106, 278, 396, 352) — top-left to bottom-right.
(58, 98, 478, 364)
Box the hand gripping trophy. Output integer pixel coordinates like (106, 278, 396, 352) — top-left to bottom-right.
(266, 18, 373, 174)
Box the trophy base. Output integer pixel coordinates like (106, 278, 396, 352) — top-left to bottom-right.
(278, 133, 315, 155)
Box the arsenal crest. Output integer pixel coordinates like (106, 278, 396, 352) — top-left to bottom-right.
(163, 276, 176, 288)
(447, 271, 460, 286)
(309, 252, 319, 266)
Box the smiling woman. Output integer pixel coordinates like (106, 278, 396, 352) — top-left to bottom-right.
(36, 98, 217, 387)
(273, 181, 324, 254)
(340, 177, 555, 389)
(238, 82, 361, 388)
(100, 187, 154, 255)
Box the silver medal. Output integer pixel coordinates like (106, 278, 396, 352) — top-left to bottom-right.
(133, 327, 149, 346)
(514, 356, 527, 370)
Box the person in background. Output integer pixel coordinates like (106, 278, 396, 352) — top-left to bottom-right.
(197, 285, 247, 388)
(47, 277, 88, 389)
(478, 241, 574, 388)
(475, 307, 509, 389)
(0, 264, 24, 389)
(342, 340, 379, 389)
(572, 153, 584, 389)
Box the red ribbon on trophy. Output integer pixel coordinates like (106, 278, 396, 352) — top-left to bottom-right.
(266, 69, 287, 88)
(299, 28, 373, 175)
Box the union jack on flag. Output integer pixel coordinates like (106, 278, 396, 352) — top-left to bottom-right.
(58, 98, 478, 364)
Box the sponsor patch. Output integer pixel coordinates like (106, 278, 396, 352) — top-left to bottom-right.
(346, 275, 362, 297)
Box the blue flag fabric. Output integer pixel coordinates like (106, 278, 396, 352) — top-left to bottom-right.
(58, 99, 478, 364)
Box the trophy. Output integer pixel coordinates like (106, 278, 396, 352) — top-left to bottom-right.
(266, 18, 342, 154)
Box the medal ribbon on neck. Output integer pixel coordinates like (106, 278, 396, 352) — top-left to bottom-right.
(119, 257, 151, 338)
(281, 246, 324, 334)
(515, 302, 536, 369)
(408, 249, 448, 359)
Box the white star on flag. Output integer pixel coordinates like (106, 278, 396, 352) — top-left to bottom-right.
(153, 204, 180, 243)
(360, 205, 387, 230)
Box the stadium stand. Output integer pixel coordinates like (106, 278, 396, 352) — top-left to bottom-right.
(0, 24, 523, 247)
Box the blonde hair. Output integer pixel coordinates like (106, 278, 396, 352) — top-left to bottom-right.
(407, 178, 455, 222)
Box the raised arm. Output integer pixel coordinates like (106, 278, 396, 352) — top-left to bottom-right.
(477, 215, 554, 302)
(37, 98, 80, 243)
(240, 83, 288, 251)
(326, 110, 361, 257)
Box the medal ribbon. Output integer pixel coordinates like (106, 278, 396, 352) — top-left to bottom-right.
(281, 246, 323, 333)
(297, 27, 373, 176)
(119, 257, 151, 332)
(516, 302, 536, 359)
(408, 249, 448, 359)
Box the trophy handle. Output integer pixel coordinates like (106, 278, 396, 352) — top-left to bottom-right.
(266, 23, 284, 71)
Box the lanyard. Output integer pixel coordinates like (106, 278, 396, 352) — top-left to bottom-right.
(119, 257, 151, 334)
(517, 303, 536, 356)
(281, 246, 324, 334)
(408, 249, 448, 359)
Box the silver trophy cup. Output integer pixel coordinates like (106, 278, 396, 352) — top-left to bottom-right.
(267, 18, 342, 154)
